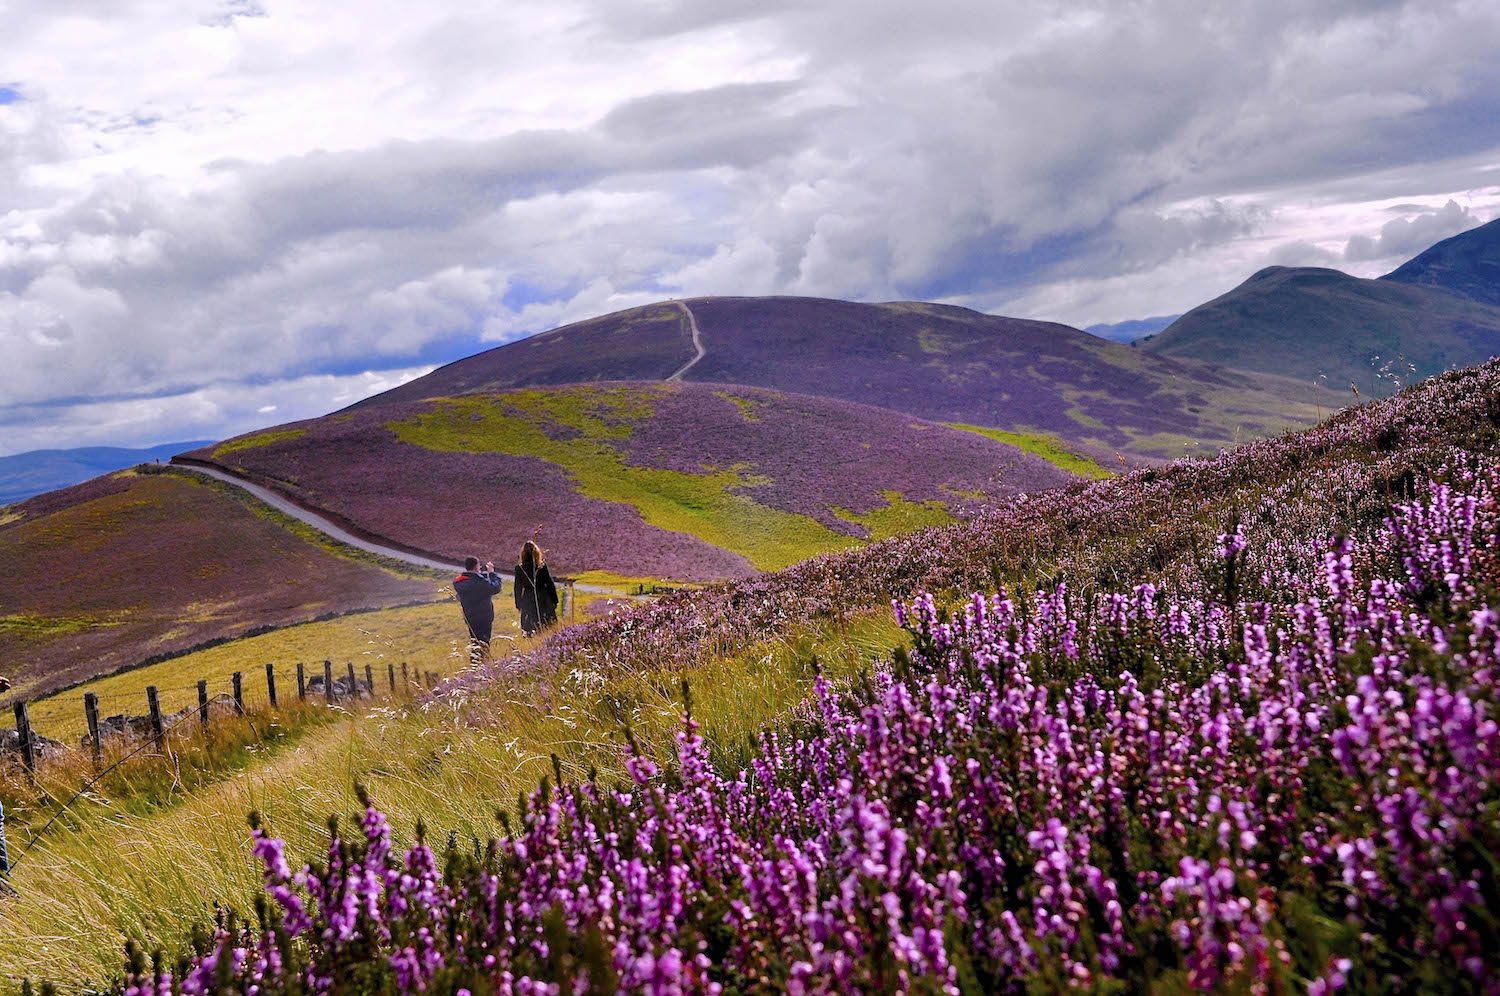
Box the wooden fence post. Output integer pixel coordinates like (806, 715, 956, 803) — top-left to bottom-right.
(198, 680, 210, 725)
(146, 686, 164, 741)
(297, 662, 306, 701)
(84, 692, 102, 767)
(232, 672, 244, 714)
(266, 663, 278, 708)
(387, 661, 396, 693)
(12, 701, 35, 773)
(346, 662, 357, 699)
(401, 662, 410, 695)
(364, 664, 374, 694)
(0, 799, 10, 881)
(426, 670, 439, 689)
(323, 660, 334, 703)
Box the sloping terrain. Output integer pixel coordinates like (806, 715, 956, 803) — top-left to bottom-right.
(183, 382, 1076, 580)
(352, 297, 1322, 458)
(1382, 214, 1500, 306)
(0, 440, 213, 505)
(1141, 265, 1500, 395)
(0, 469, 436, 704)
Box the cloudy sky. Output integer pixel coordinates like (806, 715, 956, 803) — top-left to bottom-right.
(3, 0, 1500, 455)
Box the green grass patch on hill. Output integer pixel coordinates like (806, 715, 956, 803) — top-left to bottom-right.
(390, 387, 889, 571)
(212, 428, 308, 459)
(948, 424, 1114, 479)
(833, 489, 953, 540)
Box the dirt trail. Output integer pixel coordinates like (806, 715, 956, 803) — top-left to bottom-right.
(666, 300, 706, 381)
(172, 462, 628, 595)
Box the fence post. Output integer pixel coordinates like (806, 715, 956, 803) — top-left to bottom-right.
(12, 702, 34, 773)
(84, 692, 102, 767)
(323, 660, 334, 703)
(0, 798, 9, 883)
(232, 672, 244, 714)
(426, 670, 439, 689)
(387, 661, 396, 694)
(146, 686, 164, 741)
(198, 680, 209, 725)
(346, 662, 357, 700)
(266, 663, 278, 708)
(364, 664, 374, 694)
(401, 662, 410, 696)
(297, 662, 307, 701)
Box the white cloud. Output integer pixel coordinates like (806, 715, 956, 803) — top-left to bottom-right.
(2, 0, 1500, 448)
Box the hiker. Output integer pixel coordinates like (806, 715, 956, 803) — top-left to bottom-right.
(514, 536, 559, 636)
(453, 557, 502, 664)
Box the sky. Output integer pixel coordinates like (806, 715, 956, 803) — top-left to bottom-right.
(3, 0, 1500, 456)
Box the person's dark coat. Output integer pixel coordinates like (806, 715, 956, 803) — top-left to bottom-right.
(514, 563, 558, 636)
(453, 570, 502, 645)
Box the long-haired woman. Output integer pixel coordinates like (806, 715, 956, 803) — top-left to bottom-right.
(514, 534, 559, 636)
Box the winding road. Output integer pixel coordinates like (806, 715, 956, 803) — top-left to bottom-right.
(173, 462, 628, 595)
(666, 300, 706, 381)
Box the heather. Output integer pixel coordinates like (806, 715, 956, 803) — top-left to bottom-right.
(113, 416, 1500, 992)
(83, 361, 1500, 993)
(356, 296, 1328, 458)
(189, 382, 1069, 578)
(0, 471, 435, 703)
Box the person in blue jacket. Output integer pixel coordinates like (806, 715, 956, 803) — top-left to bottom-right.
(453, 557, 502, 664)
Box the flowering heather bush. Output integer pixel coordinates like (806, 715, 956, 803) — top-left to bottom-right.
(119, 450, 1500, 993)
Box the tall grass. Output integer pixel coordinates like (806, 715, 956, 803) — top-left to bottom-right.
(0, 611, 899, 988)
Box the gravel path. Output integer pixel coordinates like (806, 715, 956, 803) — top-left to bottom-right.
(666, 300, 706, 381)
(173, 462, 630, 595)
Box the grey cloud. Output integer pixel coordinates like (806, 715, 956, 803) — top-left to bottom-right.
(1344, 199, 1480, 262)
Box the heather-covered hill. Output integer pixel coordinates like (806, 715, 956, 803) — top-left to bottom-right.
(352, 296, 1322, 458)
(1141, 264, 1500, 395)
(1382, 214, 1500, 307)
(0, 469, 436, 704)
(0, 440, 212, 505)
(184, 382, 1076, 581)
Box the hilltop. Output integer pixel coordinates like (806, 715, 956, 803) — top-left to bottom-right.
(0, 440, 212, 505)
(1142, 216, 1500, 395)
(1382, 214, 1500, 306)
(184, 381, 1079, 581)
(352, 297, 1323, 459)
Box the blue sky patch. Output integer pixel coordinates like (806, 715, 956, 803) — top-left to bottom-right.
(0, 87, 21, 104)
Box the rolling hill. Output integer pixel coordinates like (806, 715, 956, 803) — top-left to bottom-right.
(0, 440, 213, 505)
(0, 468, 438, 705)
(1382, 214, 1500, 306)
(1140, 265, 1500, 396)
(352, 297, 1324, 459)
(182, 382, 1079, 581)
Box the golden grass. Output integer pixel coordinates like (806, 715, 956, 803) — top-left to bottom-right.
(0, 611, 902, 988)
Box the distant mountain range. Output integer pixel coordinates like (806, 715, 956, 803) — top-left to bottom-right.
(1085, 315, 1181, 343)
(0, 441, 214, 505)
(1142, 216, 1500, 396)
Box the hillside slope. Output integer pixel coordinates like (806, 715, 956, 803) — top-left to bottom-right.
(352, 296, 1323, 458)
(1141, 264, 1500, 395)
(1382, 214, 1500, 306)
(0, 469, 437, 704)
(0, 441, 213, 505)
(185, 382, 1077, 581)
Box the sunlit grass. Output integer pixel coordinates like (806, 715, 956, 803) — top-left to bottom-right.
(0, 611, 902, 988)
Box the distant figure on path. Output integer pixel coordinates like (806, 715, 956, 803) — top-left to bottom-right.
(0, 675, 9, 693)
(453, 557, 502, 664)
(514, 535, 559, 636)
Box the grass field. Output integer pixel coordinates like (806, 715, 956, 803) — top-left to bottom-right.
(947, 423, 1115, 478)
(0, 610, 902, 986)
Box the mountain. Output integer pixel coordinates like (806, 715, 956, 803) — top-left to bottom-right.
(1381, 215, 1500, 307)
(0, 467, 434, 704)
(0, 440, 213, 506)
(352, 296, 1321, 459)
(182, 382, 1080, 581)
(1140, 265, 1500, 396)
(1084, 314, 1181, 343)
